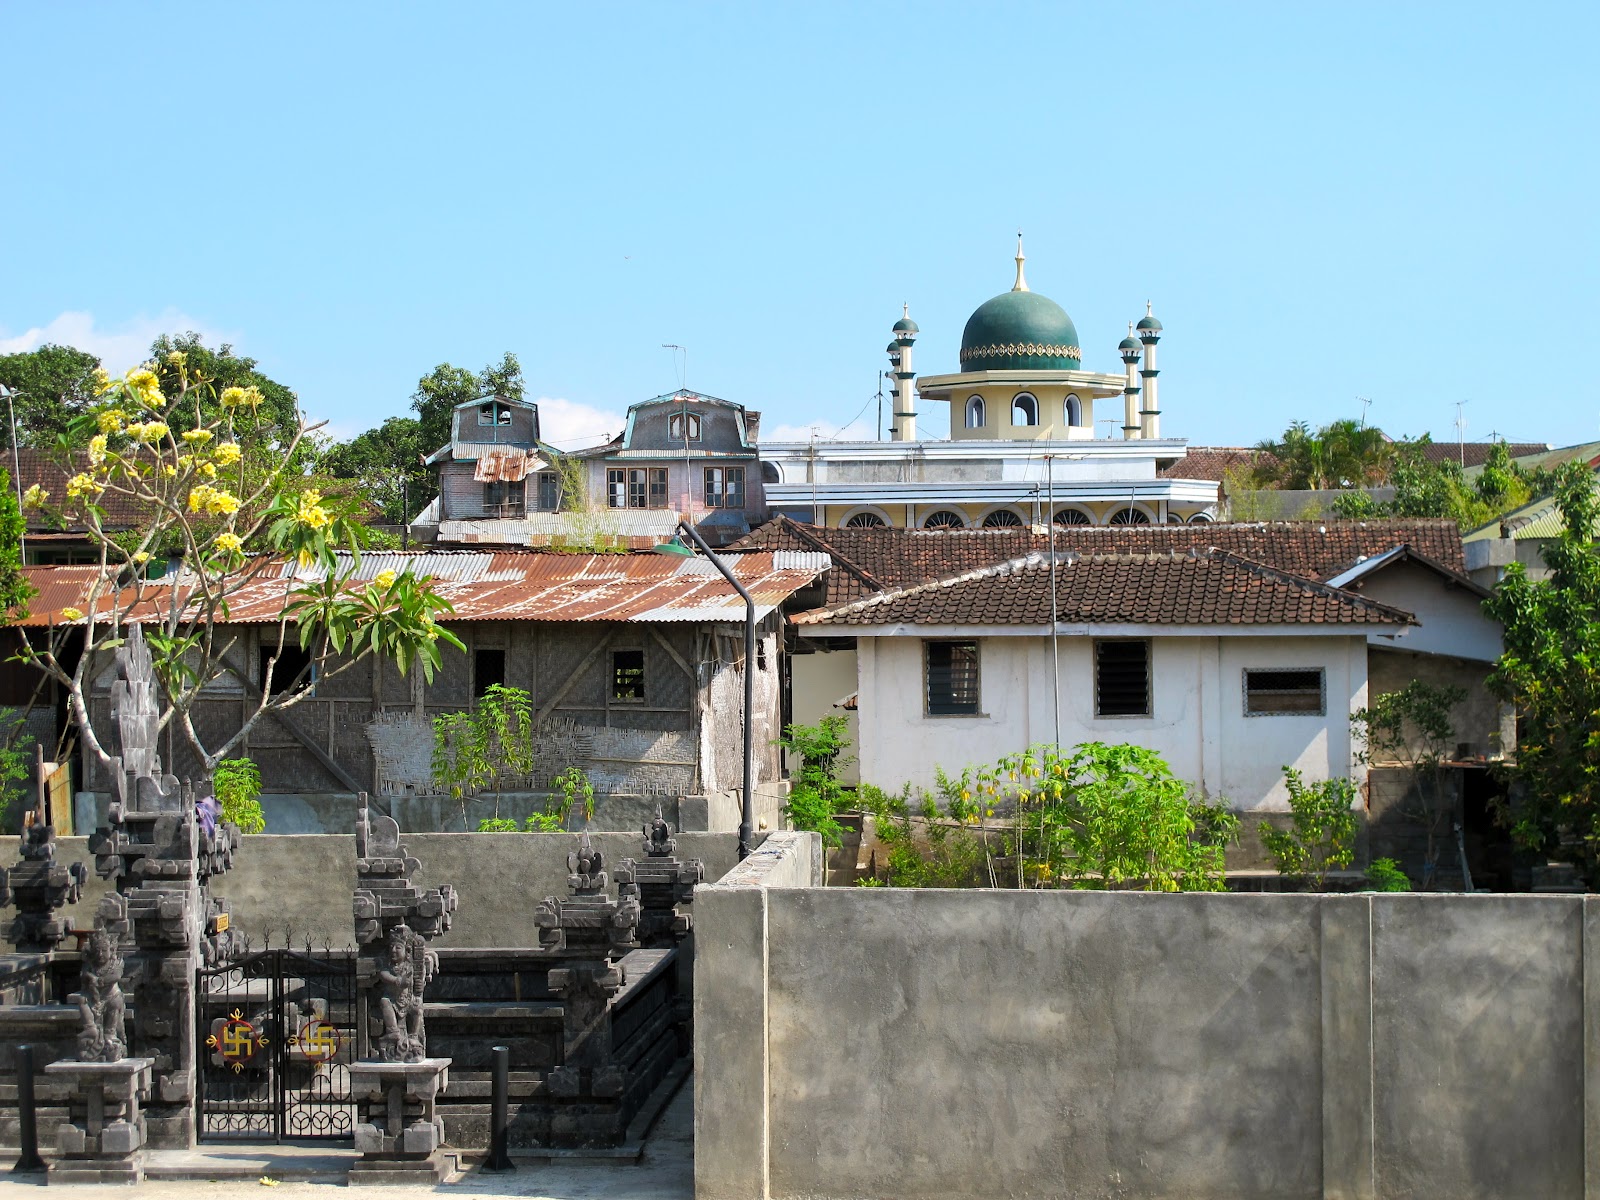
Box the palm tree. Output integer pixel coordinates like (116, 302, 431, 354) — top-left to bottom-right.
(1252, 419, 1392, 490)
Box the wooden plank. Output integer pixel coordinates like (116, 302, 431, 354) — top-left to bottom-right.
(220, 650, 366, 793)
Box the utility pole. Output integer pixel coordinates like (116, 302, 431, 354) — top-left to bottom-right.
(1, 385, 26, 562)
(1455, 400, 1469, 468)
(1045, 455, 1060, 750)
(1358, 396, 1372, 429)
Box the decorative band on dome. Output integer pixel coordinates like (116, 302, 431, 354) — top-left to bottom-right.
(960, 341, 1082, 364)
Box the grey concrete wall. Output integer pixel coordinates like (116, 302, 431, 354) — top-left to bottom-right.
(695, 884, 1600, 1200)
(51, 830, 754, 948)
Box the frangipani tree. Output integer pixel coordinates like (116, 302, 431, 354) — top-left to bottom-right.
(17, 354, 463, 773)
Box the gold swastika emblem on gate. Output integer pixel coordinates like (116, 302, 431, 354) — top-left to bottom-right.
(292, 1018, 341, 1064)
(206, 1009, 267, 1074)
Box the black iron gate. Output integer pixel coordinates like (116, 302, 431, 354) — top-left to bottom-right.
(195, 945, 358, 1142)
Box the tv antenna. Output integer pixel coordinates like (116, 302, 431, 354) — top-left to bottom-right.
(661, 344, 687, 391)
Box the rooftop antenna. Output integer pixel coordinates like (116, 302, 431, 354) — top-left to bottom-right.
(876, 371, 885, 442)
(1454, 400, 1469, 468)
(0, 385, 25, 561)
(1097, 418, 1118, 440)
(1357, 396, 1372, 429)
(661, 344, 687, 391)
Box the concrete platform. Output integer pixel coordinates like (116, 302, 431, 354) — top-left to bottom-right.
(0, 1072, 694, 1198)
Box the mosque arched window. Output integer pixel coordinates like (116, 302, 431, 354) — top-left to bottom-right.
(1065, 394, 1082, 426)
(923, 510, 966, 529)
(1011, 393, 1039, 427)
(1110, 507, 1151, 525)
(844, 512, 887, 529)
(981, 509, 1025, 528)
(965, 396, 986, 429)
(1053, 508, 1092, 526)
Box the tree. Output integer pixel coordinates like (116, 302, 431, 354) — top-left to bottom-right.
(1259, 769, 1359, 888)
(778, 715, 854, 848)
(17, 357, 463, 774)
(0, 344, 103, 445)
(1483, 463, 1600, 865)
(147, 333, 303, 447)
(320, 416, 430, 525)
(1352, 681, 1468, 890)
(431, 683, 537, 824)
(1253, 418, 1391, 491)
(0, 468, 32, 619)
(412, 352, 525, 453)
(1331, 437, 1531, 529)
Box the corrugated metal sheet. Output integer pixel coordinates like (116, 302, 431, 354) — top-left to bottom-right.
(438, 510, 683, 546)
(16, 550, 831, 627)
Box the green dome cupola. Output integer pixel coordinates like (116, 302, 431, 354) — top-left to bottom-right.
(959, 237, 1082, 372)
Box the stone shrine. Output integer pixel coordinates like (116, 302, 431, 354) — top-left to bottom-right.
(349, 795, 458, 1184)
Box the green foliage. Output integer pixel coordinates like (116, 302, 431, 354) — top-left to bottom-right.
(0, 468, 32, 620)
(411, 352, 525, 453)
(213, 757, 266, 834)
(0, 710, 33, 834)
(432, 684, 536, 818)
(1259, 768, 1358, 887)
(860, 743, 1235, 891)
(1365, 857, 1411, 892)
(1253, 418, 1392, 491)
(1330, 437, 1531, 530)
(778, 715, 855, 847)
(1352, 681, 1465, 887)
(473, 767, 597, 832)
(320, 415, 430, 525)
(1484, 463, 1600, 864)
(0, 344, 102, 445)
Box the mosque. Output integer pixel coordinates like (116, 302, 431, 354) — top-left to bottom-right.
(759, 239, 1220, 528)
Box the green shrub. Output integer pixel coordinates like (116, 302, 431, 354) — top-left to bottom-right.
(213, 757, 266, 834)
(779, 716, 854, 845)
(1259, 768, 1358, 888)
(1365, 857, 1411, 892)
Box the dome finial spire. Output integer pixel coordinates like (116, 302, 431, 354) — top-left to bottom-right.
(1013, 231, 1028, 292)
(903, 301, 910, 318)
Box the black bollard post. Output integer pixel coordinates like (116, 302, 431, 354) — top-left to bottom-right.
(13, 1044, 44, 1173)
(485, 1044, 514, 1172)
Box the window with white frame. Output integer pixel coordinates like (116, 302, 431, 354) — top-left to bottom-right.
(478, 402, 512, 426)
(669, 412, 701, 441)
(966, 395, 986, 429)
(1065, 393, 1082, 426)
(1012, 393, 1039, 427)
(1243, 669, 1325, 715)
(705, 466, 745, 508)
(607, 467, 669, 509)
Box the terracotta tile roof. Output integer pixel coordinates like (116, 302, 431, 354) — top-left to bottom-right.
(733, 516, 1465, 607)
(1157, 446, 1267, 482)
(791, 549, 1414, 629)
(3, 448, 147, 530)
(14, 549, 832, 627)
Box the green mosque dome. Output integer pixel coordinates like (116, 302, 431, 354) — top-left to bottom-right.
(960, 288, 1082, 373)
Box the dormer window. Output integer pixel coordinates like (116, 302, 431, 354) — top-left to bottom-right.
(478, 402, 512, 427)
(669, 412, 701, 441)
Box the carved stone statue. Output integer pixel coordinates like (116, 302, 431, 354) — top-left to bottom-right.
(375, 923, 435, 1063)
(73, 896, 130, 1063)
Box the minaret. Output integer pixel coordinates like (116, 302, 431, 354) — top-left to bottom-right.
(1137, 301, 1163, 439)
(888, 304, 919, 442)
(1118, 324, 1143, 440)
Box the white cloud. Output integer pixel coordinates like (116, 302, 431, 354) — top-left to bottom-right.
(534, 396, 627, 449)
(0, 310, 233, 373)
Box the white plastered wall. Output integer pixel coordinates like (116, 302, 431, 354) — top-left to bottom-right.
(851, 632, 1367, 811)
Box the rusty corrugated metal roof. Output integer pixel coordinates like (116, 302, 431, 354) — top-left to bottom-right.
(13, 550, 830, 627)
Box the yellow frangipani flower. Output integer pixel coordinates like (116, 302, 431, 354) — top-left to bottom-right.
(166, 350, 186, 367)
(240, 385, 265, 409)
(96, 408, 126, 434)
(199, 462, 217, 479)
(21, 484, 48, 509)
(214, 532, 244, 554)
(127, 421, 169, 444)
(294, 489, 331, 531)
(132, 551, 151, 564)
(65, 473, 97, 498)
(59, 607, 84, 622)
(181, 428, 213, 444)
(373, 569, 397, 589)
(213, 442, 242, 466)
(87, 434, 109, 466)
(125, 367, 163, 408)
(91, 368, 113, 396)
(163, 465, 178, 477)
(188, 484, 215, 513)
(205, 489, 241, 516)
(220, 386, 247, 408)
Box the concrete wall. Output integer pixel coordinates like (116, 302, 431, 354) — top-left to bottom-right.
(853, 632, 1367, 811)
(787, 645, 860, 785)
(49, 830, 757, 948)
(696, 879, 1600, 1200)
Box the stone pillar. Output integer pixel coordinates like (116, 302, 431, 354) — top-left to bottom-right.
(44, 891, 157, 1183)
(616, 811, 704, 948)
(350, 796, 457, 1183)
(83, 625, 241, 1148)
(536, 833, 641, 1145)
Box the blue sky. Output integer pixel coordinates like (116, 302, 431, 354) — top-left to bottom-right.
(2, 2, 1595, 450)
